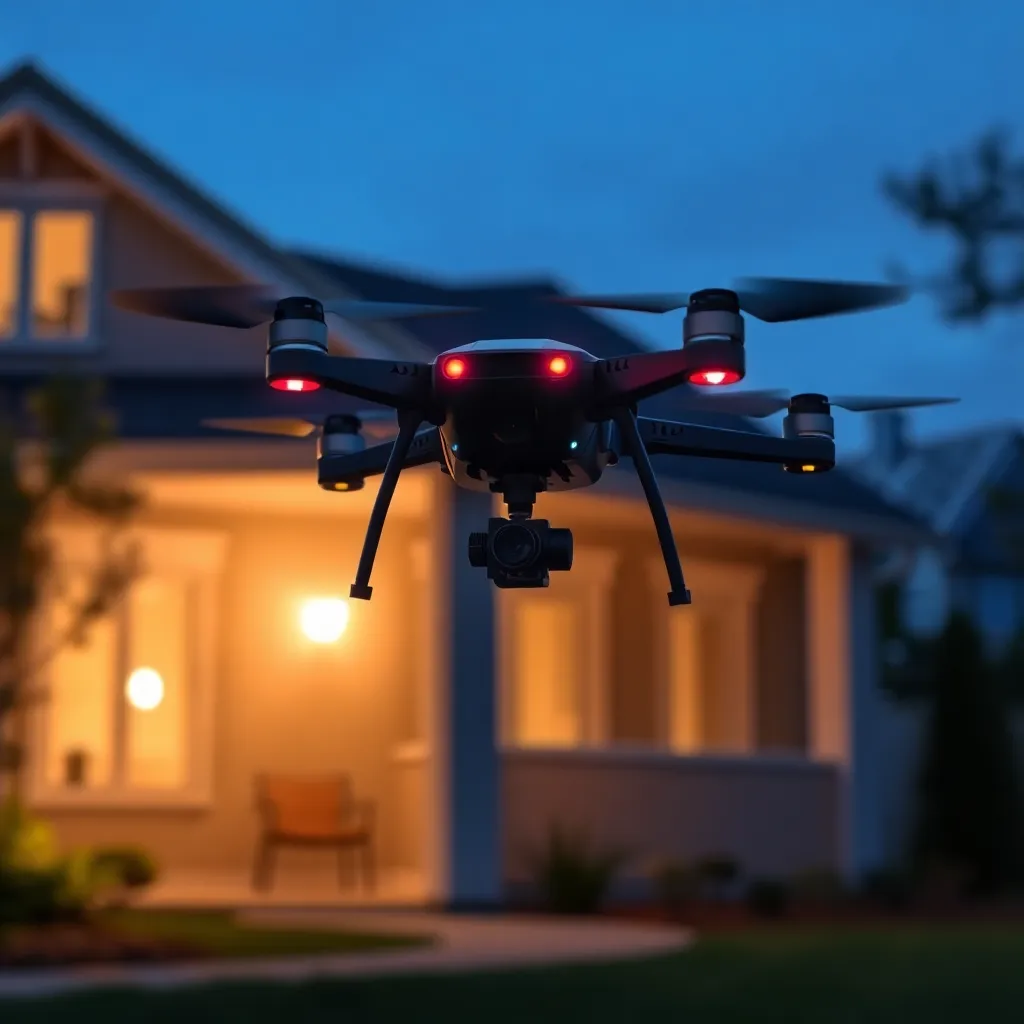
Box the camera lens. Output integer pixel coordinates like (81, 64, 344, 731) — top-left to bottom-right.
(491, 522, 540, 571)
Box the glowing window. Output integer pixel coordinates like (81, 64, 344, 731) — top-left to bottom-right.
(0, 210, 20, 338)
(31, 210, 94, 339)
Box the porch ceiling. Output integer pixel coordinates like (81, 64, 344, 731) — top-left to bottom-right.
(133, 467, 433, 519)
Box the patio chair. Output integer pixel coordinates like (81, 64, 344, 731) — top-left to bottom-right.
(252, 774, 376, 893)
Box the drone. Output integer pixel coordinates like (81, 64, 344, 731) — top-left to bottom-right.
(110, 278, 957, 607)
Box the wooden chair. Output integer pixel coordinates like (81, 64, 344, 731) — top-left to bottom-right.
(252, 774, 376, 893)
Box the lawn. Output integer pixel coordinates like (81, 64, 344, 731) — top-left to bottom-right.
(2, 926, 1023, 1023)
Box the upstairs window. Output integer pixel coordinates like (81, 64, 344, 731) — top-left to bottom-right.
(0, 205, 98, 345)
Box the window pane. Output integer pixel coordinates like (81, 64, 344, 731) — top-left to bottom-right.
(512, 599, 582, 747)
(0, 210, 20, 338)
(45, 577, 117, 789)
(125, 576, 189, 790)
(31, 210, 93, 338)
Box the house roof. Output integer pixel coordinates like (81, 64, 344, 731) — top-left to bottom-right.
(852, 423, 1024, 567)
(0, 59, 929, 544)
(0, 62, 424, 361)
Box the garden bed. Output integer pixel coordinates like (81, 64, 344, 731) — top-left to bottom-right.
(0, 909, 431, 970)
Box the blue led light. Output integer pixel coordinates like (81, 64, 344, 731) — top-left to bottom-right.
(569, 440, 578, 450)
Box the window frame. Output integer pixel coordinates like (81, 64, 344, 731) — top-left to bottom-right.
(497, 547, 619, 750)
(0, 181, 106, 352)
(26, 525, 227, 811)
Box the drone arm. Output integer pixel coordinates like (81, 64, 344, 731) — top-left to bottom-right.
(635, 417, 835, 465)
(319, 428, 442, 485)
(268, 348, 434, 410)
(593, 349, 724, 410)
(348, 411, 429, 602)
(612, 408, 692, 608)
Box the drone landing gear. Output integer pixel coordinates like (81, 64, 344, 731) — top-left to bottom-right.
(612, 407, 692, 607)
(349, 408, 424, 601)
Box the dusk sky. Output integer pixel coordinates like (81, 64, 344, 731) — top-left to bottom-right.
(4, 1, 1022, 452)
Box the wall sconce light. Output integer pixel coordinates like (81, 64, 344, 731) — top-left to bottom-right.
(126, 667, 165, 711)
(300, 597, 350, 644)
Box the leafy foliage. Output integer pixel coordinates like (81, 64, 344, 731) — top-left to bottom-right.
(0, 374, 141, 791)
(526, 823, 629, 915)
(745, 877, 790, 918)
(883, 130, 1024, 321)
(911, 612, 1023, 894)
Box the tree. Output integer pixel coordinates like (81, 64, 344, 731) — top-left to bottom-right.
(0, 375, 141, 799)
(911, 612, 1022, 895)
(882, 130, 1024, 321)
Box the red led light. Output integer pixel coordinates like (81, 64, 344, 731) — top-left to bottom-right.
(547, 355, 571, 377)
(269, 378, 321, 392)
(442, 357, 467, 379)
(687, 368, 741, 386)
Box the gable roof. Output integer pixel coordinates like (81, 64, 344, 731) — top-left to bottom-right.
(0, 62, 425, 361)
(852, 424, 1022, 539)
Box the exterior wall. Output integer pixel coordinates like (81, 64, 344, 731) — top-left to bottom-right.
(34, 498, 430, 879)
(502, 748, 841, 887)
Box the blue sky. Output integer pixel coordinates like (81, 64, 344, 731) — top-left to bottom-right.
(4, 1, 1023, 451)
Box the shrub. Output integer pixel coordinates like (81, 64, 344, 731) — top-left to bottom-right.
(692, 853, 741, 901)
(790, 867, 848, 909)
(912, 612, 1023, 894)
(650, 859, 699, 914)
(90, 846, 159, 891)
(527, 824, 628, 915)
(746, 878, 790, 918)
(861, 867, 913, 912)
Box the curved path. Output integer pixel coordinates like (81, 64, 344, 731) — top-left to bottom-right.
(0, 910, 693, 1000)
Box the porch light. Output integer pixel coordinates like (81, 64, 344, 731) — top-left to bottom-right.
(300, 597, 350, 644)
(126, 667, 165, 711)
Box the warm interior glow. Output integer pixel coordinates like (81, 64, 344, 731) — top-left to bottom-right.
(0, 210, 21, 338)
(688, 369, 742, 386)
(300, 597, 350, 643)
(269, 378, 321, 392)
(547, 355, 571, 376)
(442, 356, 467, 379)
(31, 210, 93, 338)
(126, 667, 165, 711)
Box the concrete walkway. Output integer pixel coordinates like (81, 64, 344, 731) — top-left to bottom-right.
(0, 910, 693, 1000)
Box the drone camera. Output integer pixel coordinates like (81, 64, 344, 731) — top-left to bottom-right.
(467, 517, 574, 589)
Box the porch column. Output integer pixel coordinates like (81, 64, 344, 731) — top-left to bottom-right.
(804, 534, 885, 881)
(423, 477, 501, 909)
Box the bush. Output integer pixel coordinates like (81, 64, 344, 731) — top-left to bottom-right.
(790, 867, 848, 909)
(746, 878, 790, 918)
(650, 859, 699, 914)
(912, 612, 1023, 894)
(527, 824, 628, 915)
(861, 867, 913, 912)
(692, 854, 741, 901)
(90, 846, 159, 891)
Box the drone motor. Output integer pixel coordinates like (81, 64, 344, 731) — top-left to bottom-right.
(682, 289, 746, 387)
(267, 297, 329, 392)
(318, 414, 367, 492)
(782, 393, 836, 474)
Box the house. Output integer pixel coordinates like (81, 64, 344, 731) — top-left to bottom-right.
(0, 60, 936, 908)
(854, 411, 1024, 650)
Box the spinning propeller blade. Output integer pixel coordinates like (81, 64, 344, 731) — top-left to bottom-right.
(550, 277, 909, 322)
(201, 410, 399, 439)
(675, 390, 959, 419)
(110, 285, 477, 329)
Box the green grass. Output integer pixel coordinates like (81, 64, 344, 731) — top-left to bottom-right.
(94, 908, 434, 959)
(3, 926, 1024, 1022)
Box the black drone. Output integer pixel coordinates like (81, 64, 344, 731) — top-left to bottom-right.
(111, 278, 957, 607)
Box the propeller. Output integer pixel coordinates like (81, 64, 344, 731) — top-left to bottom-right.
(110, 284, 477, 330)
(674, 389, 959, 419)
(201, 410, 400, 440)
(549, 277, 909, 322)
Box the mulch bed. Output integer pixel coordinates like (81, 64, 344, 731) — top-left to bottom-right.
(0, 921, 205, 970)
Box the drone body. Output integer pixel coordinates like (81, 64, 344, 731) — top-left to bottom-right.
(111, 278, 958, 607)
